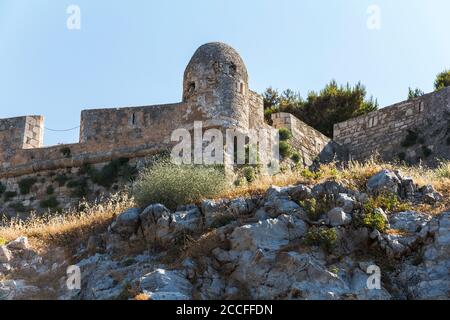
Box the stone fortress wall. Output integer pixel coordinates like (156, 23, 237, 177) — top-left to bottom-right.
(0, 43, 333, 217)
(333, 86, 450, 164)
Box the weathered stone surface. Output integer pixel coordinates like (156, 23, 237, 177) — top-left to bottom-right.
(6, 236, 30, 251)
(334, 86, 450, 167)
(327, 207, 352, 227)
(230, 215, 307, 251)
(0, 246, 12, 264)
(336, 193, 356, 213)
(389, 211, 432, 234)
(109, 208, 140, 237)
(139, 269, 192, 300)
(367, 170, 401, 195)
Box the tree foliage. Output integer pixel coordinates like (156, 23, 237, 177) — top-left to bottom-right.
(263, 80, 378, 137)
(434, 70, 450, 91)
(408, 87, 424, 100)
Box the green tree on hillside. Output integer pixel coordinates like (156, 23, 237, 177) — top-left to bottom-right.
(408, 87, 425, 100)
(434, 70, 450, 91)
(263, 80, 378, 137)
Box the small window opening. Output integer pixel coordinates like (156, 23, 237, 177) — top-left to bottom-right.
(131, 113, 136, 125)
(240, 82, 245, 94)
(188, 82, 196, 94)
(229, 63, 237, 76)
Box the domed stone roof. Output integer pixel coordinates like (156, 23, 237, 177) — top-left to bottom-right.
(184, 42, 248, 82)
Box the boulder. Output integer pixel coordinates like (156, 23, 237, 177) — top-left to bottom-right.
(0, 280, 40, 300)
(367, 170, 401, 195)
(389, 211, 432, 234)
(171, 207, 203, 234)
(336, 193, 356, 213)
(288, 184, 312, 202)
(264, 198, 301, 218)
(139, 269, 192, 300)
(230, 215, 307, 252)
(327, 208, 351, 227)
(0, 246, 12, 264)
(109, 208, 140, 237)
(311, 180, 352, 198)
(420, 185, 442, 205)
(6, 236, 29, 251)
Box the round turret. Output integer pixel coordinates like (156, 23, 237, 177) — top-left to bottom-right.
(183, 42, 249, 130)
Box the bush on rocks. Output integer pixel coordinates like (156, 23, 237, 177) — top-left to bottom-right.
(304, 227, 338, 252)
(133, 161, 228, 210)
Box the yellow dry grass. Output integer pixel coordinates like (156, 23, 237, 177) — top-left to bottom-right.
(1, 158, 449, 251)
(0, 193, 134, 251)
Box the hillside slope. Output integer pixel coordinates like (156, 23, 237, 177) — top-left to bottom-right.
(0, 165, 449, 300)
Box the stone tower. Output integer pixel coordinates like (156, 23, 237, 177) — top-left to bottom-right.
(183, 42, 250, 131)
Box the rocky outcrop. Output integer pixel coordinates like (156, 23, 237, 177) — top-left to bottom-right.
(1, 170, 448, 300)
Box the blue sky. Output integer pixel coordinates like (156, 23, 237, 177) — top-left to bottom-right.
(0, 0, 449, 145)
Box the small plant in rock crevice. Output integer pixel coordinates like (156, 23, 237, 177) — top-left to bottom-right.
(39, 196, 60, 210)
(18, 177, 37, 195)
(3, 191, 18, 202)
(0, 182, 6, 195)
(304, 227, 338, 252)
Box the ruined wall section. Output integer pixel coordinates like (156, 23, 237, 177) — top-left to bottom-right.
(80, 102, 191, 148)
(0, 116, 44, 167)
(248, 90, 265, 130)
(333, 87, 450, 164)
(272, 113, 342, 166)
(1, 102, 211, 178)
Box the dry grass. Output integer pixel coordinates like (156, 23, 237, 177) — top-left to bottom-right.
(1, 158, 449, 252)
(0, 193, 134, 251)
(220, 158, 450, 201)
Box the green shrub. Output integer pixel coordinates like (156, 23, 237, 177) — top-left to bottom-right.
(242, 166, 256, 183)
(408, 87, 424, 100)
(87, 158, 137, 188)
(305, 227, 338, 252)
(46, 185, 55, 195)
(3, 191, 17, 201)
(300, 195, 334, 221)
(40, 196, 59, 209)
(54, 174, 69, 187)
(300, 198, 319, 221)
(422, 146, 433, 158)
(262, 82, 378, 138)
(0, 237, 6, 246)
(364, 193, 411, 214)
(0, 182, 6, 195)
(60, 147, 72, 158)
(401, 130, 418, 148)
(18, 177, 37, 195)
(298, 167, 321, 181)
(133, 161, 228, 210)
(291, 152, 301, 164)
(362, 209, 387, 232)
(279, 141, 292, 158)
(435, 161, 450, 179)
(279, 128, 293, 141)
(234, 177, 247, 187)
(434, 69, 450, 91)
(67, 178, 90, 198)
